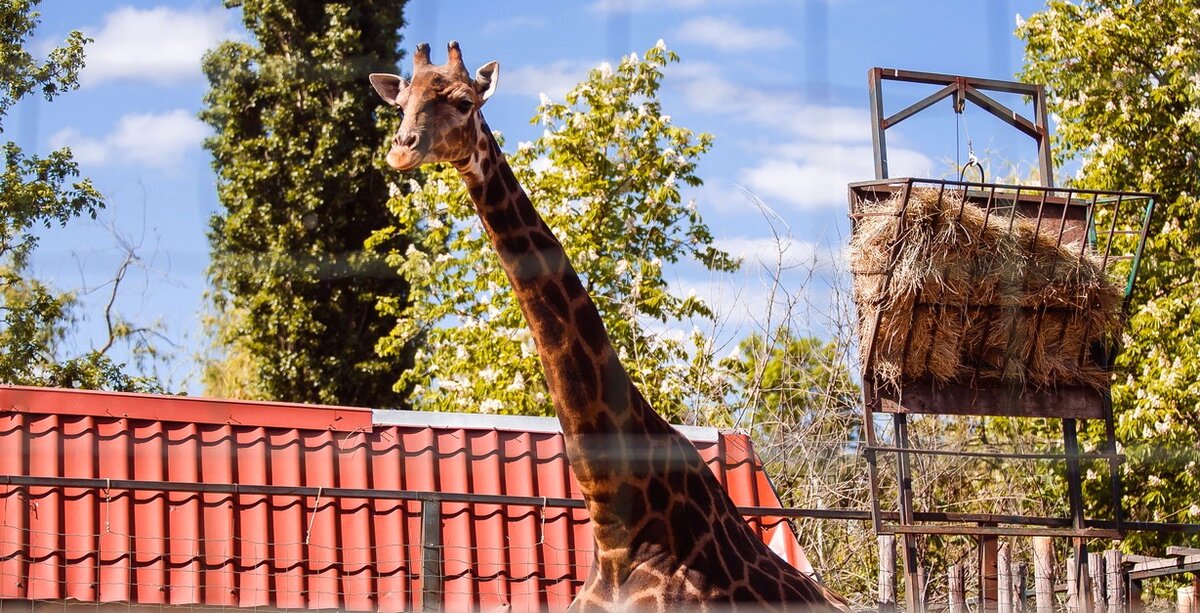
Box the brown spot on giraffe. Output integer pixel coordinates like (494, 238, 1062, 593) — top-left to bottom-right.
(369, 41, 850, 613)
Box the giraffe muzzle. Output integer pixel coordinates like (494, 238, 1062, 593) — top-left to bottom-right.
(392, 132, 419, 149)
(385, 132, 426, 171)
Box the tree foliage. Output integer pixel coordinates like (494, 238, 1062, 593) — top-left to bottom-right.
(0, 0, 159, 393)
(201, 0, 413, 406)
(369, 43, 737, 419)
(1020, 0, 1200, 550)
(719, 327, 875, 594)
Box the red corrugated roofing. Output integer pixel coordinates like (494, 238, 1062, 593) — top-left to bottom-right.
(0, 385, 810, 612)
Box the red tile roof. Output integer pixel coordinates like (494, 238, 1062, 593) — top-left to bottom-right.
(0, 385, 812, 611)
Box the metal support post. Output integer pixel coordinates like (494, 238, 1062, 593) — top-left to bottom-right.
(895, 414, 923, 613)
(1065, 419, 1092, 613)
(421, 499, 444, 613)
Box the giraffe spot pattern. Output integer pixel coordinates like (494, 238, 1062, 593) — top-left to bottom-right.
(500, 235, 530, 254)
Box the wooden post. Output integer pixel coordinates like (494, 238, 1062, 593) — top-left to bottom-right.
(1015, 562, 1028, 613)
(1105, 550, 1124, 613)
(879, 535, 897, 613)
(1034, 537, 1056, 613)
(1178, 586, 1196, 613)
(981, 534, 999, 613)
(1090, 551, 1107, 613)
(999, 543, 1013, 613)
(1075, 551, 1093, 613)
(1129, 578, 1144, 613)
(949, 563, 966, 613)
(1067, 557, 1078, 613)
(917, 564, 927, 609)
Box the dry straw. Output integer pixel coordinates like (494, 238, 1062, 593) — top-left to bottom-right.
(850, 187, 1123, 391)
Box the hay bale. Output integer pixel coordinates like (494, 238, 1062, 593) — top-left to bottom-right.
(850, 187, 1123, 390)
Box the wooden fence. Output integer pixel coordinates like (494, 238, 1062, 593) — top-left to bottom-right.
(876, 537, 1200, 613)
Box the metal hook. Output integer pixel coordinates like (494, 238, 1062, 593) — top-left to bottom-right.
(959, 149, 985, 184)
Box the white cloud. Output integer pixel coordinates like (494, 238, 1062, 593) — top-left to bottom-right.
(49, 110, 210, 169)
(678, 272, 843, 334)
(675, 16, 793, 51)
(81, 6, 238, 86)
(49, 129, 108, 166)
(502, 60, 596, 100)
(671, 62, 868, 142)
(669, 62, 933, 211)
(739, 142, 933, 210)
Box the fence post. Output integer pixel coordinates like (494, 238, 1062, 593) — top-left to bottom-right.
(1129, 577, 1143, 613)
(1090, 551, 1107, 613)
(421, 499, 444, 613)
(1105, 550, 1124, 613)
(918, 565, 927, 609)
(949, 563, 966, 613)
(879, 535, 896, 613)
(1016, 562, 1029, 613)
(999, 543, 1013, 613)
(1178, 586, 1196, 613)
(1067, 557, 1078, 613)
(1034, 537, 1056, 613)
(981, 534, 999, 613)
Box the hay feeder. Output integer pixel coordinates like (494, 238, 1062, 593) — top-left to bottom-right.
(849, 178, 1155, 417)
(853, 67, 1159, 613)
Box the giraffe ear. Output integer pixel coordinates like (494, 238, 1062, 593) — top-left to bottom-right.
(369, 73, 408, 106)
(473, 61, 499, 104)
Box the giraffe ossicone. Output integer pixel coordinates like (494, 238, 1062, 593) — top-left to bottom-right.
(371, 41, 850, 613)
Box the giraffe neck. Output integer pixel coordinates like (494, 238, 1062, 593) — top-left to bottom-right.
(447, 118, 850, 613)
(451, 118, 689, 549)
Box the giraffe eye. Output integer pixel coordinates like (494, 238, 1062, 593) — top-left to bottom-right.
(455, 98, 474, 114)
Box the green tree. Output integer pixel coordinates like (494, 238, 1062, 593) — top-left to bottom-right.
(201, 0, 414, 406)
(369, 43, 737, 419)
(720, 328, 874, 594)
(1, 0, 159, 393)
(1019, 0, 1200, 550)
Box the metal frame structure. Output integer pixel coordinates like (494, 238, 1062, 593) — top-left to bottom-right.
(857, 68, 1159, 613)
(868, 67, 1054, 187)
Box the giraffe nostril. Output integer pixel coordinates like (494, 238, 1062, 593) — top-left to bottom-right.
(394, 133, 419, 149)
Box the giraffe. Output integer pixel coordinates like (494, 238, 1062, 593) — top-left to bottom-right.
(370, 42, 851, 612)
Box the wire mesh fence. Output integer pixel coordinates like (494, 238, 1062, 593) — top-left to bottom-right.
(0, 477, 814, 613)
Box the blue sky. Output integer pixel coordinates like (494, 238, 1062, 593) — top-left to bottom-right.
(14, 0, 1055, 395)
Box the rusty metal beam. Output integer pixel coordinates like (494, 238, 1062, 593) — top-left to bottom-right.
(877, 383, 1107, 419)
(1128, 554, 1200, 581)
(962, 84, 1041, 139)
(875, 67, 1041, 96)
(4, 474, 1198, 534)
(864, 445, 1121, 462)
(869, 68, 888, 179)
(886, 525, 1122, 539)
(883, 83, 959, 129)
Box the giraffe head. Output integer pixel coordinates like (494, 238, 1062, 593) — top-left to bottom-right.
(369, 41, 499, 171)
